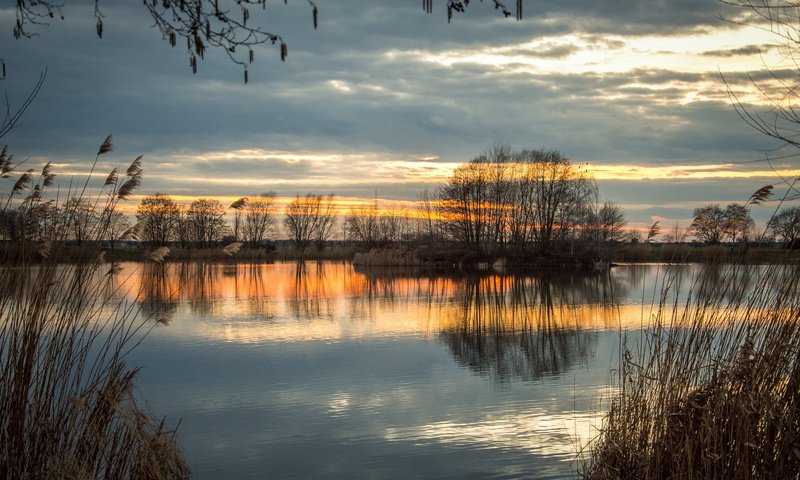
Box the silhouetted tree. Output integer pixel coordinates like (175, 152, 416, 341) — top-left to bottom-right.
(187, 198, 227, 247)
(768, 206, 800, 248)
(724, 203, 755, 243)
(345, 200, 406, 249)
(137, 193, 180, 246)
(104, 211, 130, 249)
(62, 197, 96, 245)
(237, 193, 278, 247)
(690, 204, 728, 244)
(438, 146, 596, 254)
(723, 1, 800, 154)
(583, 200, 627, 243)
(690, 203, 754, 244)
(284, 193, 337, 252)
(11, 1, 520, 81)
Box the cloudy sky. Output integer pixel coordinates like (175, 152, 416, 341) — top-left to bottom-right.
(1, 0, 798, 229)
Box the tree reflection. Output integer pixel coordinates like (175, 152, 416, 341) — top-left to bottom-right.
(436, 273, 623, 384)
(287, 261, 337, 320)
(126, 261, 654, 378)
(138, 262, 179, 322)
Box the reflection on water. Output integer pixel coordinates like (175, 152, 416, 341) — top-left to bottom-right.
(122, 262, 646, 344)
(439, 276, 604, 384)
(101, 261, 777, 479)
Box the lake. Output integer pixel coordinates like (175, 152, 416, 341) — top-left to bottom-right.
(110, 261, 751, 479)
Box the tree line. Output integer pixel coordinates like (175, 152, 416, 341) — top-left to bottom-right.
(4, 142, 799, 253)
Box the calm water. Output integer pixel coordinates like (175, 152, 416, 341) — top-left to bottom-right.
(106, 261, 756, 479)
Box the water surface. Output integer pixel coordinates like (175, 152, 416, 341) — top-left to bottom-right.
(113, 261, 753, 479)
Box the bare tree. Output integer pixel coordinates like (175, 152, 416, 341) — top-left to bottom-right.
(187, 198, 227, 247)
(662, 222, 688, 243)
(438, 156, 495, 254)
(284, 193, 336, 252)
(173, 206, 192, 249)
(313, 194, 337, 251)
(768, 206, 800, 248)
(235, 193, 278, 247)
(584, 200, 627, 243)
(415, 188, 441, 243)
(722, 2, 800, 154)
(439, 146, 595, 254)
(105, 211, 130, 249)
(345, 200, 405, 249)
(625, 228, 644, 244)
(137, 193, 180, 246)
(724, 203, 755, 244)
(12, 2, 519, 81)
(62, 197, 97, 245)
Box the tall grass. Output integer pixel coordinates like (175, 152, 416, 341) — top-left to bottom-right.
(0, 138, 189, 479)
(584, 249, 800, 478)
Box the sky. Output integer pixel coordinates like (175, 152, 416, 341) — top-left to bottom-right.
(1, 0, 799, 230)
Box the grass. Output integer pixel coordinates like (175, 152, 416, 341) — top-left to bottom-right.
(583, 248, 800, 478)
(0, 139, 189, 479)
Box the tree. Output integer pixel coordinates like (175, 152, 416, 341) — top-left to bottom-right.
(173, 207, 192, 249)
(438, 146, 596, 254)
(723, 1, 800, 153)
(283, 193, 337, 252)
(104, 211, 130, 249)
(235, 193, 278, 247)
(345, 200, 405, 249)
(625, 228, 643, 244)
(689, 203, 754, 244)
(583, 200, 627, 243)
(137, 193, 180, 246)
(690, 204, 728, 244)
(662, 222, 687, 244)
(313, 194, 337, 251)
(12, 1, 519, 81)
(415, 188, 441, 243)
(438, 156, 496, 254)
(187, 198, 227, 247)
(768, 206, 800, 248)
(723, 203, 755, 244)
(62, 197, 97, 245)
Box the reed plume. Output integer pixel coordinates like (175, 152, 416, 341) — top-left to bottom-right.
(0, 140, 189, 479)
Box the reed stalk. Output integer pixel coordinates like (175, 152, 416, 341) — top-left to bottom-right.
(0, 139, 189, 479)
(584, 248, 800, 478)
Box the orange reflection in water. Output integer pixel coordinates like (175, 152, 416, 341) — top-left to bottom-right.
(112, 261, 655, 346)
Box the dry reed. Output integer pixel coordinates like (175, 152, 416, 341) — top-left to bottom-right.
(0, 139, 189, 479)
(583, 248, 800, 478)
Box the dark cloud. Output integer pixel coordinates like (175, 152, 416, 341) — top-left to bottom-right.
(701, 45, 770, 57)
(0, 0, 791, 226)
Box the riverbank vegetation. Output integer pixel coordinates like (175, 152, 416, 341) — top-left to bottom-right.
(5, 142, 794, 269)
(0, 138, 189, 478)
(583, 252, 800, 478)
